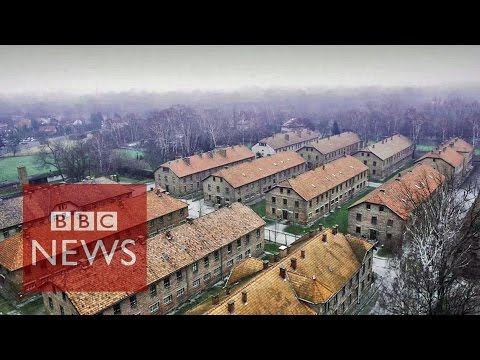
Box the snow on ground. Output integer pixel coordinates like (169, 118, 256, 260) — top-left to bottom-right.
(368, 181, 382, 188)
(187, 198, 216, 219)
(264, 222, 300, 246)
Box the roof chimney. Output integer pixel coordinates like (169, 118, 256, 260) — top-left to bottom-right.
(284, 134, 290, 141)
(183, 157, 191, 165)
(226, 287, 231, 295)
(372, 144, 375, 148)
(262, 260, 269, 269)
(322, 233, 327, 242)
(208, 151, 214, 158)
(219, 148, 227, 157)
(450, 143, 454, 148)
(278, 245, 288, 258)
(227, 300, 235, 314)
(279, 267, 286, 279)
(198, 153, 203, 158)
(211, 295, 219, 305)
(380, 189, 385, 193)
(300, 250, 305, 259)
(318, 224, 323, 231)
(332, 226, 338, 235)
(241, 291, 248, 304)
(290, 257, 297, 270)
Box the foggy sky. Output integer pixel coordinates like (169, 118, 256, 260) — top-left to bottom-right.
(1, 45, 479, 95)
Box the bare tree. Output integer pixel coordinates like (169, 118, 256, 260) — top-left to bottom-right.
(380, 174, 480, 314)
(35, 140, 66, 181)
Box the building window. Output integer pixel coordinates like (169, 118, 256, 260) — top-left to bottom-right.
(214, 267, 221, 274)
(227, 259, 234, 267)
(164, 295, 173, 305)
(237, 239, 241, 249)
(272, 196, 276, 203)
(60, 306, 64, 315)
(372, 170, 376, 175)
(371, 216, 377, 225)
(192, 279, 200, 288)
(130, 295, 137, 309)
(271, 207, 276, 215)
(387, 219, 393, 227)
(150, 285, 157, 297)
(177, 288, 185, 297)
(164, 277, 170, 289)
(295, 213, 299, 219)
(283, 199, 288, 206)
(356, 213, 362, 221)
(373, 161, 377, 166)
(214, 251, 220, 261)
(204, 273, 211, 281)
(356, 226, 361, 233)
(113, 304, 121, 315)
(48, 297, 53, 309)
(149, 302, 159, 313)
(256, 228, 260, 237)
(245, 249, 251, 257)
(379, 205, 384, 212)
(246, 234, 251, 244)
(192, 261, 198, 273)
(363, 160, 367, 165)
(176, 270, 183, 282)
(387, 233, 392, 241)
(366, 203, 371, 210)
(295, 201, 299, 208)
(236, 254, 243, 262)
(227, 244, 232, 253)
(204, 256, 209, 268)
(256, 243, 262, 250)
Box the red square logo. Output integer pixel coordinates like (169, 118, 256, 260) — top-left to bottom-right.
(22, 184, 147, 292)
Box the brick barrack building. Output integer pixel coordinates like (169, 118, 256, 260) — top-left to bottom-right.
(0, 190, 188, 301)
(205, 227, 374, 315)
(347, 164, 444, 248)
(353, 134, 414, 181)
(154, 145, 255, 197)
(265, 155, 368, 225)
(203, 151, 306, 206)
(251, 129, 320, 157)
(43, 203, 266, 315)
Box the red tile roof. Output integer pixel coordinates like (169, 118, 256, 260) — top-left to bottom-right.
(158, 146, 255, 178)
(349, 164, 444, 220)
(416, 146, 464, 168)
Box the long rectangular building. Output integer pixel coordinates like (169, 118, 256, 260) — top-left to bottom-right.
(347, 164, 444, 249)
(353, 134, 414, 181)
(0, 190, 188, 301)
(296, 132, 362, 169)
(252, 129, 320, 157)
(265, 155, 369, 225)
(203, 151, 306, 206)
(43, 203, 266, 315)
(205, 227, 375, 315)
(154, 145, 255, 197)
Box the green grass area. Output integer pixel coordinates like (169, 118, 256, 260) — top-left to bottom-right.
(475, 149, 480, 156)
(283, 187, 377, 236)
(0, 295, 46, 315)
(118, 176, 152, 184)
(264, 241, 281, 254)
(249, 200, 266, 217)
(0, 155, 56, 182)
(416, 144, 436, 152)
(115, 148, 146, 160)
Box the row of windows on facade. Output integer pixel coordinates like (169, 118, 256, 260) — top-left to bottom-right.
(354, 226, 393, 240)
(110, 244, 261, 315)
(162, 162, 245, 182)
(360, 145, 412, 163)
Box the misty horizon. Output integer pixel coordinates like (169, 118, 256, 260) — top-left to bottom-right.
(1, 45, 480, 95)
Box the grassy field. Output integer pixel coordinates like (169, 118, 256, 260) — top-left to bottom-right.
(416, 144, 436, 152)
(0, 155, 56, 182)
(115, 148, 146, 160)
(0, 295, 46, 315)
(284, 187, 377, 235)
(476, 149, 480, 156)
(248, 200, 274, 225)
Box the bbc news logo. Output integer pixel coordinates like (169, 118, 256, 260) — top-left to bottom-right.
(50, 211, 118, 231)
(22, 184, 148, 293)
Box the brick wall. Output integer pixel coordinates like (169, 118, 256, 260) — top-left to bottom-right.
(348, 203, 405, 248)
(45, 226, 265, 315)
